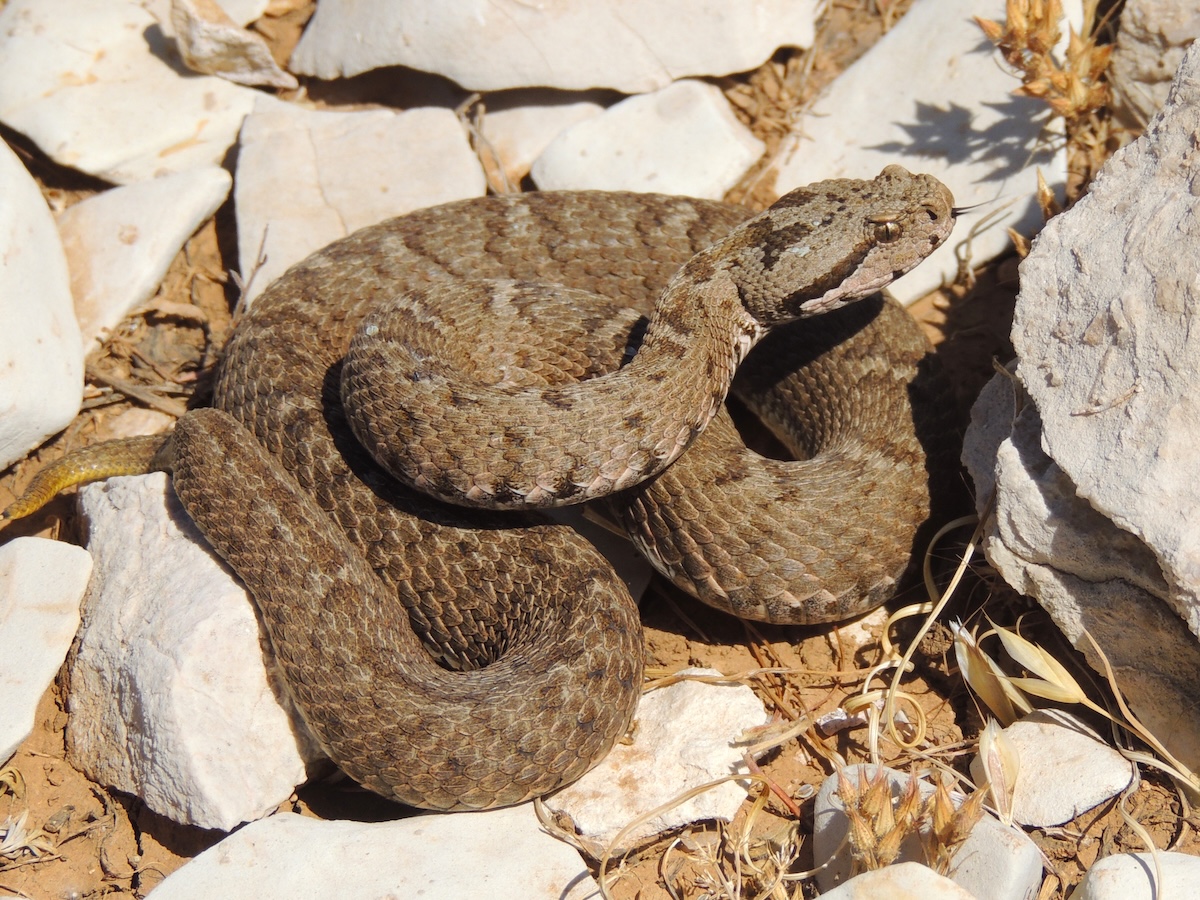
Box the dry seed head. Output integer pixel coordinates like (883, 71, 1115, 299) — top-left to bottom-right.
(976, 0, 1111, 128)
(948, 789, 987, 849)
(927, 780, 958, 841)
(1035, 170, 1061, 220)
(994, 623, 1088, 705)
(873, 823, 906, 869)
(974, 719, 1021, 827)
(950, 620, 1031, 726)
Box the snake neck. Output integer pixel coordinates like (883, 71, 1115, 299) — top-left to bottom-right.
(630, 265, 765, 463)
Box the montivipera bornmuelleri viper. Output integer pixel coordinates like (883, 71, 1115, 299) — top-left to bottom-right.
(8, 166, 958, 810)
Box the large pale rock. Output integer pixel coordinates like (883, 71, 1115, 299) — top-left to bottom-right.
(531, 80, 764, 199)
(813, 765, 1043, 900)
(0, 139, 82, 470)
(1070, 851, 1200, 899)
(963, 375, 1200, 774)
(58, 167, 233, 349)
(0, 0, 258, 184)
(818, 862, 977, 900)
(1110, 0, 1200, 126)
(970, 711, 1133, 828)
(0, 538, 92, 764)
(149, 807, 600, 899)
(544, 671, 768, 850)
(68, 474, 315, 831)
(235, 98, 486, 304)
(1011, 45, 1200, 637)
(964, 41, 1200, 779)
(478, 93, 606, 188)
(774, 0, 1082, 304)
(290, 0, 819, 93)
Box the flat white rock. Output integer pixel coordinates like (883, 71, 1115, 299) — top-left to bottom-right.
(774, 0, 1083, 304)
(813, 765, 1042, 900)
(235, 97, 486, 304)
(58, 167, 232, 349)
(969, 710, 1128, 830)
(0, 538, 92, 764)
(95, 408, 179, 442)
(818, 862, 977, 900)
(478, 93, 606, 188)
(0, 0, 258, 184)
(532, 80, 764, 199)
(68, 474, 316, 831)
(1070, 851, 1200, 900)
(544, 670, 768, 851)
(149, 807, 599, 899)
(963, 374, 1200, 774)
(970, 710, 1133, 828)
(290, 0, 819, 93)
(0, 139, 82, 471)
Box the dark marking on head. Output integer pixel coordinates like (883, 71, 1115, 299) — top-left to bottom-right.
(768, 188, 820, 210)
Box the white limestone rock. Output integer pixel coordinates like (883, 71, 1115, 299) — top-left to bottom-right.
(94, 408, 178, 442)
(235, 97, 486, 304)
(774, 0, 1083, 304)
(962, 44, 1200, 775)
(531, 80, 764, 199)
(0, 538, 92, 764)
(545, 670, 767, 851)
(147, 0, 270, 29)
(818, 862, 978, 900)
(57, 167, 232, 349)
(0, 139, 82, 471)
(0, 0, 258, 184)
(477, 93, 606, 188)
(1009, 43, 1200, 632)
(149, 807, 600, 900)
(1110, 0, 1200, 127)
(963, 373, 1200, 775)
(970, 710, 1133, 828)
(1069, 851, 1200, 900)
(290, 0, 819, 94)
(68, 474, 316, 831)
(962, 38, 1200, 785)
(813, 765, 1043, 900)
(170, 0, 299, 90)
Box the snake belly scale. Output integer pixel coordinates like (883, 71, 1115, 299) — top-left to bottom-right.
(159, 166, 956, 810)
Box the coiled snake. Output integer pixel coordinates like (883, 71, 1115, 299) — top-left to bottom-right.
(7, 166, 957, 810)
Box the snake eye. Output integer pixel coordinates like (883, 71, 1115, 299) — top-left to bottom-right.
(871, 217, 903, 243)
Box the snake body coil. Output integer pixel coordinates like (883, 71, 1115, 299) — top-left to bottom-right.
(162, 167, 956, 810)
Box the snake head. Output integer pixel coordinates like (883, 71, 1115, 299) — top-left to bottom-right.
(723, 165, 957, 327)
